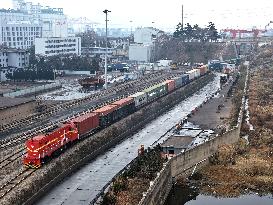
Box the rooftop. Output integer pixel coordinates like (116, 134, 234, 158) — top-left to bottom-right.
(161, 135, 193, 149)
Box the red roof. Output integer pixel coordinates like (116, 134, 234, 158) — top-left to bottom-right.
(93, 104, 118, 116)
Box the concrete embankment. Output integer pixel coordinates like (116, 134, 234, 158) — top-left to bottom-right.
(1, 74, 214, 205)
(138, 70, 247, 205)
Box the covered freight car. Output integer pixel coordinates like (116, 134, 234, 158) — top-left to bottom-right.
(94, 104, 119, 127)
(112, 97, 135, 118)
(71, 112, 99, 137)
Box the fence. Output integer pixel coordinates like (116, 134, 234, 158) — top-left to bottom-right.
(3, 82, 62, 98)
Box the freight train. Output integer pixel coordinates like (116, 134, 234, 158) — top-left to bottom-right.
(23, 66, 209, 168)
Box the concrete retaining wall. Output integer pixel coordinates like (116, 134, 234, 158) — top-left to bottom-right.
(138, 68, 248, 205)
(138, 127, 241, 205)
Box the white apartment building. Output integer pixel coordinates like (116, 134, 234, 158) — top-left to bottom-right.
(40, 12, 68, 38)
(134, 27, 164, 45)
(129, 27, 163, 62)
(0, 1, 68, 50)
(0, 47, 29, 81)
(11, 0, 68, 38)
(0, 9, 42, 49)
(0, 21, 42, 49)
(35, 37, 81, 56)
(129, 44, 153, 62)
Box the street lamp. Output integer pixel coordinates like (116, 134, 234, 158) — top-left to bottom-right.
(103, 9, 111, 90)
(129, 20, 133, 37)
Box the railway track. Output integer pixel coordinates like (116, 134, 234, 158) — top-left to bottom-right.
(0, 72, 174, 134)
(0, 168, 36, 200)
(0, 72, 182, 150)
(0, 147, 25, 170)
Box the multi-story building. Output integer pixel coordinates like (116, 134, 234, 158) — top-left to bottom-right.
(0, 9, 42, 49)
(134, 27, 164, 45)
(0, 21, 42, 49)
(0, 47, 29, 68)
(12, 0, 68, 38)
(35, 37, 81, 57)
(81, 47, 114, 57)
(129, 27, 163, 62)
(0, 47, 29, 81)
(0, 1, 68, 50)
(129, 44, 153, 62)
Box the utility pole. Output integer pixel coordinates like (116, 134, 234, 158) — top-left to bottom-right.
(181, 4, 184, 30)
(103, 9, 111, 89)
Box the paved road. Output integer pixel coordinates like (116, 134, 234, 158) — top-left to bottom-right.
(36, 74, 221, 205)
(188, 74, 235, 131)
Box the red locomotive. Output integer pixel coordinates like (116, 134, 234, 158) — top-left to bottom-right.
(23, 122, 79, 168)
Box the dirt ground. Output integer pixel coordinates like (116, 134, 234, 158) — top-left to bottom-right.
(189, 49, 273, 197)
(188, 79, 233, 132)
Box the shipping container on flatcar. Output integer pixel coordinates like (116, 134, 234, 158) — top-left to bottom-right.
(112, 97, 135, 118)
(144, 83, 167, 102)
(186, 70, 195, 81)
(193, 68, 200, 78)
(23, 122, 78, 168)
(71, 112, 99, 137)
(129, 92, 147, 107)
(143, 84, 160, 102)
(164, 80, 175, 92)
(181, 74, 189, 85)
(199, 65, 208, 75)
(173, 76, 183, 88)
(93, 104, 119, 127)
(159, 82, 168, 96)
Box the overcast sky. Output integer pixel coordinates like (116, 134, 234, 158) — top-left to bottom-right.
(2, 0, 273, 31)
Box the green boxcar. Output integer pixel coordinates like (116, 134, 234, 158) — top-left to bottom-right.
(144, 83, 168, 102)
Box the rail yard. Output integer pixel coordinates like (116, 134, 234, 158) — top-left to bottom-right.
(0, 66, 214, 204)
(1, 2, 272, 204)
